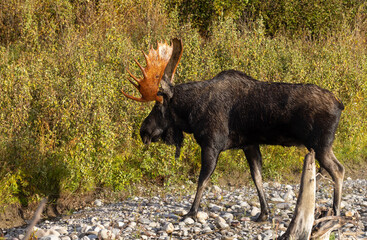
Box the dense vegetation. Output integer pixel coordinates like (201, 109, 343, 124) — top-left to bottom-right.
(0, 0, 366, 208)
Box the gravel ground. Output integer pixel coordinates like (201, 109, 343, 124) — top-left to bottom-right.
(4, 177, 367, 240)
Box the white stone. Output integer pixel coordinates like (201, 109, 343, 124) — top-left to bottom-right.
(211, 185, 222, 194)
(209, 203, 223, 212)
(91, 217, 98, 224)
(282, 189, 295, 202)
(262, 229, 273, 240)
(209, 212, 219, 218)
(81, 226, 91, 233)
(340, 200, 347, 209)
(251, 207, 260, 217)
(149, 221, 159, 228)
(128, 222, 136, 228)
(98, 229, 111, 240)
(39, 235, 60, 240)
(183, 217, 195, 225)
(203, 225, 212, 233)
(270, 197, 285, 202)
(94, 199, 103, 206)
(276, 202, 290, 210)
(93, 225, 103, 233)
(222, 213, 234, 222)
(35, 229, 60, 238)
(112, 228, 120, 236)
(215, 216, 229, 229)
(69, 234, 78, 240)
(196, 211, 209, 224)
(53, 227, 68, 235)
(139, 218, 150, 225)
(163, 223, 174, 234)
(240, 201, 250, 208)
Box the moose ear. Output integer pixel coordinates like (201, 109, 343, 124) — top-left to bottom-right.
(162, 38, 183, 84)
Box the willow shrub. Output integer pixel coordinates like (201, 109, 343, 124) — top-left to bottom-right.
(0, 0, 366, 207)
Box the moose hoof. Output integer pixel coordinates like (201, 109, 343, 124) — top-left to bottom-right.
(255, 212, 269, 222)
(181, 211, 197, 221)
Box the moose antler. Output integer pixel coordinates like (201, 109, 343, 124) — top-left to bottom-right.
(122, 39, 182, 103)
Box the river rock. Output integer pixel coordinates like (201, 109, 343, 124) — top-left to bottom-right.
(163, 223, 174, 234)
(184, 217, 195, 225)
(215, 216, 229, 229)
(197, 211, 209, 224)
(251, 207, 260, 217)
(5, 178, 366, 240)
(94, 199, 103, 207)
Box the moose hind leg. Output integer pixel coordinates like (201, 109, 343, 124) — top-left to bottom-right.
(244, 145, 270, 221)
(316, 147, 344, 215)
(183, 146, 220, 219)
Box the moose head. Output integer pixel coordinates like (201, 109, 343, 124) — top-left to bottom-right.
(121, 38, 184, 154)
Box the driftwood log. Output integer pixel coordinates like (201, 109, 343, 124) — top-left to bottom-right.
(280, 150, 356, 240)
(310, 207, 357, 240)
(279, 150, 316, 240)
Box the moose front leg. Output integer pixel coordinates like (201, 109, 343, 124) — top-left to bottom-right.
(244, 145, 270, 221)
(183, 146, 220, 219)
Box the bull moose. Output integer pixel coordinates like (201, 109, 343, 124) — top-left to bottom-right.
(121, 38, 344, 221)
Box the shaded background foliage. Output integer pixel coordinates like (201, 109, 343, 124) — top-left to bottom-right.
(0, 0, 366, 207)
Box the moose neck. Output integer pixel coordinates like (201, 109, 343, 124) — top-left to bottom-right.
(168, 81, 211, 134)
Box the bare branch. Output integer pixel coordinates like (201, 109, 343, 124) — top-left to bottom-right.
(23, 198, 47, 240)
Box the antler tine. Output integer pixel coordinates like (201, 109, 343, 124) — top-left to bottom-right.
(134, 58, 146, 78)
(121, 90, 147, 102)
(121, 69, 140, 98)
(158, 40, 164, 47)
(127, 78, 139, 89)
(142, 51, 149, 65)
(126, 68, 140, 85)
